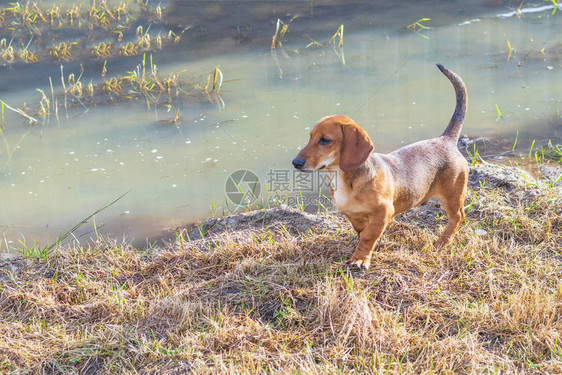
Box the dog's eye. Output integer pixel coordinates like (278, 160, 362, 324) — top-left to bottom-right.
(318, 137, 332, 145)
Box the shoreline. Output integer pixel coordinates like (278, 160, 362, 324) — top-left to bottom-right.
(2, 158, 561, 263)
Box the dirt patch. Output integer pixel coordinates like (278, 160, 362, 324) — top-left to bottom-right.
(467, 163, 536, 191)
(188, 206, 348, 240)
(539, 164, 562, 186)
(174, 162, 558, 244)
(0, 253, 29, 281)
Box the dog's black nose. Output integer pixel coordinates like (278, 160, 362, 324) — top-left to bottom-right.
(292, 158, 306, 169)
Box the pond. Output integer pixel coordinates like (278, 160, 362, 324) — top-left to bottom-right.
(0, 0, 561, 251)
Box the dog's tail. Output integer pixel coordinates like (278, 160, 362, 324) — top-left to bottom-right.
(436, 64, 467, 141)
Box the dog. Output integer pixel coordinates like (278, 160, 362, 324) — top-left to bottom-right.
(292, 64, 468, 269)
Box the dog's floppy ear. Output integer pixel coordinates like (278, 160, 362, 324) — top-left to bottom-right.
(339, 122, 374, 172)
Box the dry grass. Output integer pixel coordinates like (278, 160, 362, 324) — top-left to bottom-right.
(1, 162, 561, 374)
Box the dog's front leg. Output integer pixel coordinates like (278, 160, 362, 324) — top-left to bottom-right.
(346, 208, 392, 270)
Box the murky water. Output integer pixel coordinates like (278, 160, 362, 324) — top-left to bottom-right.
(1, 0, 561, 251)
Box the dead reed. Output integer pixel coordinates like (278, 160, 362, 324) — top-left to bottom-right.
(2, 54, 225, 125)
(271, 17, 346, 77)
(0, 1, 187, 64)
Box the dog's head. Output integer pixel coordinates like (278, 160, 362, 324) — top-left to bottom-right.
(292, 115, 374, 172)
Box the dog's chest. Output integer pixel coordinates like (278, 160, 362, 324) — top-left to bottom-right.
(331, 172, 363, 214)
(332, 186, 348, 208)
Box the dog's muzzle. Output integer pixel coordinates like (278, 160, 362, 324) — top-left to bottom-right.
(292, 158, 306, 170)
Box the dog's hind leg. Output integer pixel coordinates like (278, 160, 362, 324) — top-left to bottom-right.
(434, 170, 468, 247)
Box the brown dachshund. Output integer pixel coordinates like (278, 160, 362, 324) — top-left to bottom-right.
(292, 64, 468, 269)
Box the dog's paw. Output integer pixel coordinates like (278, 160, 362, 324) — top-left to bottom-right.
(346, 258, 371, 270)
(434, 238, 450, 248)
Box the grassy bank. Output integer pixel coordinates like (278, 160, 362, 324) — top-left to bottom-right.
(1, 161, 561, 374)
